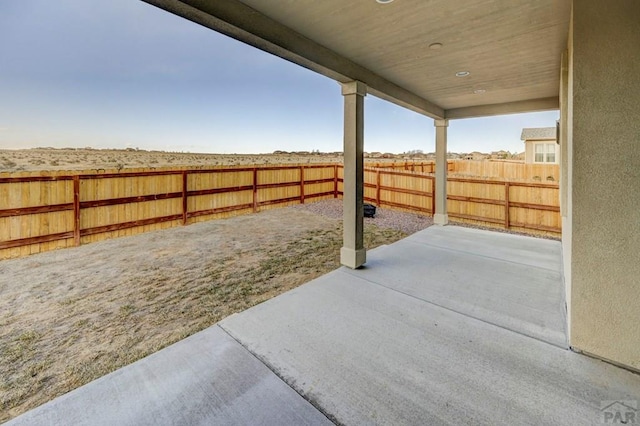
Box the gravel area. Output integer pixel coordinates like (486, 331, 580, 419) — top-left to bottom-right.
(291, 199, 434, 235)
(294, 199, 559, 241)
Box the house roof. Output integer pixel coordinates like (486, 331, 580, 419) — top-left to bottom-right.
(521, 127, 557, 141)
(143, 0, 570, 120)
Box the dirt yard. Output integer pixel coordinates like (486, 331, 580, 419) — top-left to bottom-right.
(0, 148, 347, 172)
(0, 199, 433, 422)
(0, 147, 424, 173)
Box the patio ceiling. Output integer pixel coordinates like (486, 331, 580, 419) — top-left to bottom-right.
(143, 0, 571, 119)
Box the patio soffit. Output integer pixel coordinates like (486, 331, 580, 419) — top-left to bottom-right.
(143, 0, 571, 119)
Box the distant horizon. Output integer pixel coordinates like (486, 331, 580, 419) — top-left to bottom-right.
(0, 146, 526, 156)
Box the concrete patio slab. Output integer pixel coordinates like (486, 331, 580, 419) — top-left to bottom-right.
(405, 225, 563, 272)
(6, 326, 332, 426)
(221, 268, 639, 425)
(343, 226, 567, 347)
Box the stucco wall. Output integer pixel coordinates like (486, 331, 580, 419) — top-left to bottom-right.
(524, 142, 533, 164)
(569, 0, 640, 370)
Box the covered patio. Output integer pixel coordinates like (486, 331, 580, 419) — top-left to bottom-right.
(8, 0, 639, 423)
(8, 226, 640, 425)
(131, 0, 640, 373)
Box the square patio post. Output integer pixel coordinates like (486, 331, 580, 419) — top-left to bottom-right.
(340, 81, 366, 268)
(434, 119, 449, 225)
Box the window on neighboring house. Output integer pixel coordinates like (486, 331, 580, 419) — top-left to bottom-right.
(534, 143, 556, 163)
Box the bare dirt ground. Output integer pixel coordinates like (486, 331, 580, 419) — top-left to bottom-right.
(0, 199, 433, 422)
(4, 147, 434, 174)
(0, 148, 346, 172)
(0, 147, 425, 173)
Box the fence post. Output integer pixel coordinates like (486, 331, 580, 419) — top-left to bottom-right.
(504, 181, 510, 229)
(182, 171, 188, 225)
(253, 168, 258, 212)
(73, 175, 81, 246)
(376, 170, 381, 206)
(333, 165, 338, 198)
(300, 165, 305, 204)
(431, 176, 436, 216)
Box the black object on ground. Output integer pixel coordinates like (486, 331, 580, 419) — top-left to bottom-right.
(364, 203, 376, 218)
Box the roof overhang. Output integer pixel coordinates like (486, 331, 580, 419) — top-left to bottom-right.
(142, 0, 570, 120)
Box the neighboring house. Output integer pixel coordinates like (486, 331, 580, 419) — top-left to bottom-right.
(464, 151, 488, 160)
(490, 150, 509, 159)
(521, 127, 558, 164)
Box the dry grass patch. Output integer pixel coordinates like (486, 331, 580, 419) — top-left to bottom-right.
(0, 206, 408, 422)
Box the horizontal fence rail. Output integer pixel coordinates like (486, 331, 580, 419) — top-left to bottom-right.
(1, 161, 560, 259)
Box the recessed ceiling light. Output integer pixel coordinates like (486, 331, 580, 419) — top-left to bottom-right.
(376, 0, 394, 3)
(455, 71, 470, 77)
(473, 89, 486, 94)
(429, 42, 443, 50)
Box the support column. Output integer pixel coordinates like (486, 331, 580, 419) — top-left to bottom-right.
(433, 119, 449, 225)
(340, 81, 366, 269)
(559, 48, 571, 339)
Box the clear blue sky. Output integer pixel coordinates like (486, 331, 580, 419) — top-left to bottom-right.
(0, 0, 559, 154)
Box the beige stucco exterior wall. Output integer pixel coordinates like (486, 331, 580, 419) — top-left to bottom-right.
(524, 142, 534, 164)
(568, 0, 640, 370)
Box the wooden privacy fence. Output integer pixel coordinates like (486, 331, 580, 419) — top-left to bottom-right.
(445, 177, 560, 234)
(367, 161, 456, 174)
(0, 165, 337, 259)
(450, 160, 560, 182)
(363, 168, 436, 215)
(1, 163, 560, 260)
(337, 166, 560, 236)
(367, 160, 560, 183)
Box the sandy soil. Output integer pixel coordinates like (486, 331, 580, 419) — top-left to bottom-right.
(0, 148, 431, 173)
(0, 200, 432, 422)
(0, 148, 348, 172)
